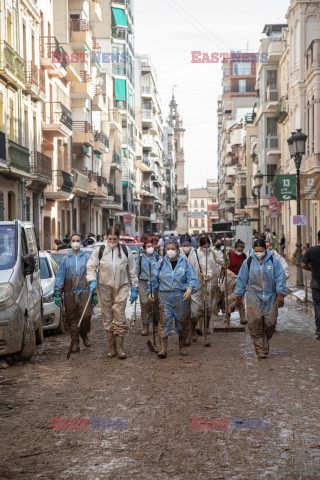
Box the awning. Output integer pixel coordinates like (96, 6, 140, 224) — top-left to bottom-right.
(114, 78, 126, 101)
(112, 7, 128, 28)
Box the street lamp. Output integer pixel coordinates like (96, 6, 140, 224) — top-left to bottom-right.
(287, 129, 308, 287)
(254, 170, 264, 233)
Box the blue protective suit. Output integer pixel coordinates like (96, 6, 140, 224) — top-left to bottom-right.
(54, 250, 92, 335)
(235, 249, 286, 355)
(136, 252, 160, 327)
(136, 252, 160, 280)
(151, 254, 198, 338)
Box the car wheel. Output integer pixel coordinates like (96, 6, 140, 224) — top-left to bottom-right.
(19, 316, 36, 360)
(56, 308, 67, 335)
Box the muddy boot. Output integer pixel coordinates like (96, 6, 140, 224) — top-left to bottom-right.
(106, 331, 116, 358)
(196, 317, 203, 336)
(190, 321, 197, 342)
(71, 333, 80, 353)
(205, 316, 211, 334)
(157, 337, 168, 358)
(115, 335, 127, 359)
(185, 334, 191, 346)
(81, 334, 91, 347)
(141, 323, 149, 336)
(179, 336, 188, 356)
(239, 310, 247, 325)
(257, 352, 267, 359)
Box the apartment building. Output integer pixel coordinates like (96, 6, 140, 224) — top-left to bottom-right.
(168, 94, 188, 234)
(162, 124, 177, 231)
(134, 54, 165, 235)
(188, 179, 218, 234)
(218, 53, 257, 224)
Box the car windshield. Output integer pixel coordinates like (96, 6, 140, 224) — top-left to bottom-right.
(40, 257, 52, 279)
(0, 225, 16, 271)
(128, 245, 139, 253)
(50, 252, 65, 266)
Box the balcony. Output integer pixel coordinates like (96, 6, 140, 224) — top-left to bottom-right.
(97, 175, 108, 196)
(108, 108, 122, 131)
(136, 155, 151, 172)
(8, 140, 30, 174)
(266, 135, 279, 150)
(138, 208, 151, 219)
(0, 41, 25, 88)
(112, 26, 126, 41)
(177, 188, 188, 196)
(39, 37, 68, 78)
(71, 71, 93, 99)
(45, 170, 74, 200)
(70, 19, 93, 51)
(93, 131, 109, 153)
(90, 0, 102, 22)
(266, 87, 278, 110)
(306, 39, 320, 79)
(87, 170, 98, 194)
(268, 41, 282, 62)
(23, 62, 45, 101)
(110, 150, 122, 170)
(122, 131, 135, 150)
(122, 167, 135, 184)
(30, 152, 52, 184)
(73, 121, 94, 146)
(223, 85, 256, 94)
(141, 86, 154, 97)
(92, 84, 106, 111)
(42, 102, 73, 139)
(73, 169, 89, 195)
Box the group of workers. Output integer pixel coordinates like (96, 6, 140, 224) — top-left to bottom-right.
(54, 226, 289, 360)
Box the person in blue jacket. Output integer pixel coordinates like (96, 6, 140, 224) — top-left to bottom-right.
(136, 241, 160, 336)
(235, 238, 286, 359)
(149, 238, 198, 358)
(54, 233, 97, 353)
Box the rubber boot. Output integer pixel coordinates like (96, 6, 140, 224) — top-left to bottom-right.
(106, 331, 116, 358)
(196, 317, 203, 336)
(190, 321, 197, 342)
(185, 333, 191, 346)
(71, 333, 80, 353)
(157, 337, 168, 358)
(179, 336, 188, 356)
(115, 335, 127, 359)
(141, 323, 149, 336)
(239, 309, 247, 325)
(81, 334, 91, 347)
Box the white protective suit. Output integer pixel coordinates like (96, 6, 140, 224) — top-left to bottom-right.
(270, 249, 290, 279)
(86, 242, 138, 337)
(198, 247, 219, 316)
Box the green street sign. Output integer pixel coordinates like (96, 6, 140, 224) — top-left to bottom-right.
(276, 174, 296, 201)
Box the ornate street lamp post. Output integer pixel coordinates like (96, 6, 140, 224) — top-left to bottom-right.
(287, 129, 308, 287)
(254, 170, 264, 234)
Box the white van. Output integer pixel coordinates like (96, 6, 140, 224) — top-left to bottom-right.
(0, 220, 43, 360)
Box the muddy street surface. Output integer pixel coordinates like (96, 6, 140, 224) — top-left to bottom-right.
(1, 297, 320, 480)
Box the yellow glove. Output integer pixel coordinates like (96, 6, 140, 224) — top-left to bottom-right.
(202, 273, 210, 282)
(149, 292, 155, 303)
(183, 286, 193, 301)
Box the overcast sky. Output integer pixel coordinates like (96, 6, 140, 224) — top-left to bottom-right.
(134, 0, 290, 188)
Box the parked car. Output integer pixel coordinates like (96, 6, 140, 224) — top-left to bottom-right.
(46, 249, 70, 266)
(124, 244, 140, 259)
(40, 252, 66, 333)
(0, 220, 43, 360)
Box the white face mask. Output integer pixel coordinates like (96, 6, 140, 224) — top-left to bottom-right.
(183, 246, 191, 254)
(235, 250, 243, 256)
(108, 242, 118, 249)
(146, 247, 154, 255)
(71, 242, 81, 251)
(167, 249, 177, 259)
(255, 251, 266, 260)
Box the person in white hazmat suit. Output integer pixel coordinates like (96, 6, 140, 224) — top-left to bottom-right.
(86, 226, 139, 360)
(180, 238, 211, 343)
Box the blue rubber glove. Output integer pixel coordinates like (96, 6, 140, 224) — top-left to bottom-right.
(92, 293, 98, 307)
(130, 286, 138, 304)
(89, 280, 97, 293)
(54, 294, 62, 307)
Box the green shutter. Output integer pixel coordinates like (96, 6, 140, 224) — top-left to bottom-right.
(115, 79, 126, 101)
(112, 8, 128, 28)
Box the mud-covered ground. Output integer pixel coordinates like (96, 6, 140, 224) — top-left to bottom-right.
(1, 297, 320, 480)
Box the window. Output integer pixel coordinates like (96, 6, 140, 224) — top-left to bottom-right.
(201, 200, 204, 208)
(238, 79, 246, 92)
(0, 225, 16, 270)
(6, 10, 12, 47)
(233, 62, 251, 75)
(195, 219, 198, 227)
(9, 99, 14, 141)
(201, 219, 205, 227)
(267, 70, 277, 89)
(306, 16, 318, 49)
(39, 256, 52, 280)
(24, 108, 29, 148)
(267, 164, 277, 183)
(194, 200, 198, 207)
(0, 92, 3, 131)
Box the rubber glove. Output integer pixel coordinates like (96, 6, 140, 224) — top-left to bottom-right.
(276, 293, 284, 308)
(89, 279, 97, 293)
(149, 292, 155, 303)
(92, 293, 98, 307)
(235, 296, 243, 309)
(130, 286, 139, 304)
(54, 294, 62, 307)
(183, 286, 193, 302)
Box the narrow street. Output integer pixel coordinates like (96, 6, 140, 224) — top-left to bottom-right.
(1, 296, 320, 480)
